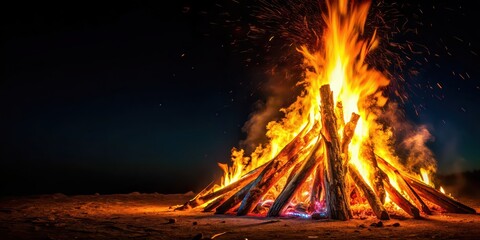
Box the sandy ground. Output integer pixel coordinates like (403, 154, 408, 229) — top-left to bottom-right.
(0, 192, 479, 240)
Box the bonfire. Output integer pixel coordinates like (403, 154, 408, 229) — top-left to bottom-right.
(177, 0, 476, 220)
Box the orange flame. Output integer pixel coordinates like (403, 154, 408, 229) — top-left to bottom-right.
(215, 0, 437, 209)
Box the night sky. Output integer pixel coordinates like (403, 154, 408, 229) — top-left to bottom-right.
(1, 0, 479, 196)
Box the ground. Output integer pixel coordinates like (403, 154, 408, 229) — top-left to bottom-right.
(0, 192, 479, 240)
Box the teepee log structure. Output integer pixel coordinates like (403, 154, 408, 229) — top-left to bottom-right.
(177, 84, 477, 220)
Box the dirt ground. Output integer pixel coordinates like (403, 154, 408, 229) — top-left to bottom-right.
(0, 192, 479, 240)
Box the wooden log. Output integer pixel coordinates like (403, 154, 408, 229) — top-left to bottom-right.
(203, 195, 227, 212)
(217, 122, 319, 215)
(394, 171, 432, 215)
(406, 176, 476, 214)
(286, 161, 304, 186)
(383, 179, 421, 218)
(378, 170, 420, 218)
(320, 84, 352, 220)
(335, 101, 345, 130)
(308, 163, 324, 212)
(341, 113, 359, 164)
(372, 155, 431, 214)
(176, 180, 215, 210)
(375, 155, 476, 214)
(215, 180, 256, 214)
(361, 141, 386, 203)
(236, 122, 320, 216)
(348, 163, 390, 220)
(178, 161, 268, 210)
(267, 137, 323, 217)
(341, 112, 360, 206)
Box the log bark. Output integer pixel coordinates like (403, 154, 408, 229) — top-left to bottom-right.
(236, 122, 320, 216)
(375, 155, 476, 214)
(378, 170, 420, 218)
(361, 141, 386, 204)
(320, 84, 352, 220)
(267, 137, 323, 217)
(348, 164, 390, 220)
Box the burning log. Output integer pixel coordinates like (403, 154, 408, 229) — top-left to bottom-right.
(203, 194, 227, 212)
(406, 176, 476, 214)
(267, 137, 324, 217)
(348, 163, 390, 220)
(309, 163, 323, 212)
(236, 122, 320, 216)
(378, 170, 421, 218)
(178, 161, 268, 210)
(335, 101, 345, 130)
(375, 155, 476, 214)
(361, 141, 386, 204)
(341, 112, 359, 206)
(341, 113, 360, 165)
(214, 122, 319, 215)
(383, 178, 421, 218)
(178, 180, 215, 210)
(215, 180, 256, 214)
(372, 154, 431, 214)
(320, 85, 352, 220)
(396, 174, 432, 215)
(340, 112, 387, 221)
(286, 161, 305, 186)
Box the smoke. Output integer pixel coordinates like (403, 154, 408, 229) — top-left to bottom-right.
(240, 66, 301, 152)
(379, 102, 437, 173)
(401, 125, 437, 173)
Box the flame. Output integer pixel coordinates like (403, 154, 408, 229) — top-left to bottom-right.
(420, 168, 432, 186)
(439, 186, 445, 194)
(213, 0, 438, 215)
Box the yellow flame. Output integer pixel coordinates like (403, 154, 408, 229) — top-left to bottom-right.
(420, 168, 431, 186)
(439, 186, 445, 194)
(215, 0, 436, 209)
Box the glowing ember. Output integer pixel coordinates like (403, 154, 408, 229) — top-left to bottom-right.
(178, 0, 476, 219)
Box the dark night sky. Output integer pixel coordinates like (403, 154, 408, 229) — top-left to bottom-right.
(1, 0, 479, 196)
